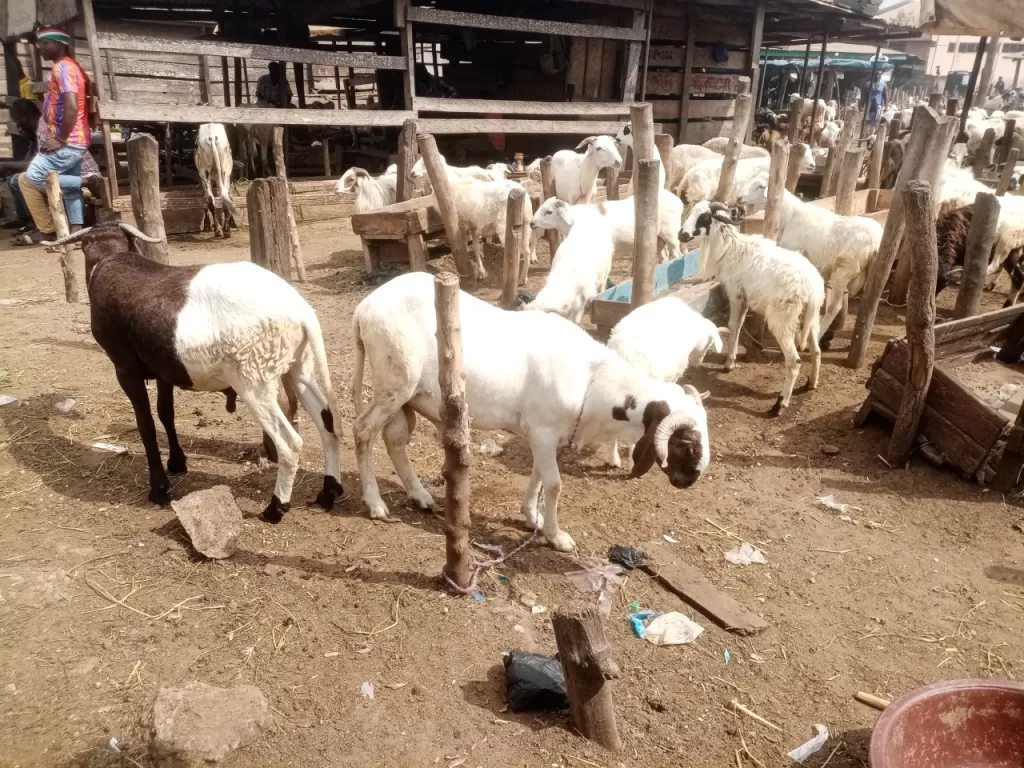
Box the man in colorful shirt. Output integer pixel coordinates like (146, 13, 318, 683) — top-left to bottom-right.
(18, 26, 101, 241)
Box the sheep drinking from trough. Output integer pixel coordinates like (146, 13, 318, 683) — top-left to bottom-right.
(679, 202, 824, 416)
(46, 223, 344, 522)
(351, 272, 711, 551)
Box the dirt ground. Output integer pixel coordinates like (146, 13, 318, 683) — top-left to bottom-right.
(1, 220, 1022, 768)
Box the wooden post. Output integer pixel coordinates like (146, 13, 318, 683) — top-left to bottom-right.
(247, 177, 291, 280)
(928, 92, 943, 111)
(502, 187, 526, 309)
(654, 133, 673, 187)
(677, 19, 696, 142)
(126, 134, 169, 264)
(434, 272, 473, 591)
(234, 58, 242, 106)
(396, 118, 418, 203)
(221, 56, 230, 106)
(997, 147, 1020, 196)
(763, 140, 789, 240)
(946, 97, 959, 117)
(976, 37, 1001, 109)
(820, 147, 838, 199)
(954, 192, 1001, 319)
(748, 0, 766, 142)
(198, 55, 211, 104)
(835, 147, 865, 215)
(44, 172, 79, 303)
(630, 102, 656, 170)
(961, 37, 987, 133)
(848, 108, 958, 367)
(419, 133, 474, 286)
(162, 125, 173, 187)
(714, 88, 753, 203)
(622, 9, 645, 103)
(973, 127, 996, 177)
(808, 28, 829, 143)
(540, 155, 562, 256)
(888, 116, 903, 140)
(322, 138, 331, 177)
(785, 142, 805, 193)
(272, 127, 307, 282)
(867, 125, 886, 190)
(887, 180, 937, 467)
(80, 0, 118, 201)
(552, 603, 622, 752)
(293, 63, 305, 109)
(398, 0, 416, 111)
(998, 119, 1017, 166)
(605, 166, 621, 200)
(787, 93, 803, 143)
(631, 158, 660, 310)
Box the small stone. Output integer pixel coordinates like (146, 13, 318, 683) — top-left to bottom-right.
(171, 486, 243, 559)
(69, 657, 99, 677)
(3, 683, 16, 695)
(101, 639, 113, 651)
(149, 681, 271, 767)
(518, 592, 537, 608)
(821, 444, 841, 456)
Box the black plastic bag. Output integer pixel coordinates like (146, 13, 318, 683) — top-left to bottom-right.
(503, 651, 568, 712)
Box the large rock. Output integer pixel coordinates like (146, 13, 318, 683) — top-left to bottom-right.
(171, 486, 242, 559)
(150, 681, 271, 767)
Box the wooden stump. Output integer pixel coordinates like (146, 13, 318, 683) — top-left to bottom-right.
(714, 90, 753, 203)
(434, 273, 473, 590)
(887, 180, 937, 467)
(540, 155, 562, 256)
(835, 147, 865, 216)
(551, 603, 622, 753)
(272, 126, 307, 282)
(785, 142, 806, 193)
(998, 119, 1017, 166)
(866, 125, 886, 191)
(631, 158, 659, 310)
(501, 187, 526, 308)
(997, 147, 1020, 196)
(973, 127, 996, 177)
(126, 133, 169, 264)
(888, 117, 903, 140)
(629, 102, 656, 165)
(820, 146, 838, 199)
(247, 177, 292, 281)
(605, 165, 621, 201)
(418, 133, 473, 286)
(954, 192, 1001, 319)
(44, 171, 78, 303)
(396, 118, 418, 203)
(762, 140, 789, 240)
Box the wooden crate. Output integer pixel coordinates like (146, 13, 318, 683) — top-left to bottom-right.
(350, 194, 445, 273)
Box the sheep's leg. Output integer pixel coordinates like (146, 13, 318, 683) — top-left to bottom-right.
(353, 392, 410, 521)
(115, 368, 170, 505)
(199, 171, 217, 236)
(470, 232, 487, 280)
(240, 380, 303, 523)
(529, 435, 574, 552)
(520, 463, 544, 531)
(818, 285, 847, 347)
(607, 439, 622, 469)
(724, 301, 748, 372)
(382, 406, 438, 513)
(155, 379, 187, 476)
(284, 359, 343, 510)
(771, 335, 802, 417)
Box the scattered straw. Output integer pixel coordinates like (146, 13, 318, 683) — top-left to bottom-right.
(728, 700, 783, 732)
(348, 587, 410, 637)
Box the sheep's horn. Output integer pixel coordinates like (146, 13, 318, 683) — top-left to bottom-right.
(708, 202, 730, 213)
(118, 223, 164, 243)
(682, 384, 701, 400)
(575, 136, 597, 150)
(653, 411, 697, 468)
(42, 227, 92, 247)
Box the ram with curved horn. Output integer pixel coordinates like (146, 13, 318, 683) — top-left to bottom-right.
(71, 222, 345, 523)
(336, 165, 398, 213)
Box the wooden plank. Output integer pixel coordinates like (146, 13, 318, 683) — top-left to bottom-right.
(677, 20, 696, 142)
(413, 97, 630, 116)
(569, 38, 587, 99)
(599, 38, 618, 102)
(682, 119, 733, 144)
(583, 38, 604, 101)
(351, 194, 444, 238)
(748, 0, 765, 143)
(622, 9, 645, 103)
(642, 541, 769, 636)
(654, 98, 737, 121)
(934, 303, 1024, 346)
(95, 32, 408, 70)
(648, 45, 747, 70)
(99, 103, 415, 127)
(416, 118, 624, 134)
(651, 20, 750, 47)
(647, 71, 745, 97)
(405, 6, 646, 41)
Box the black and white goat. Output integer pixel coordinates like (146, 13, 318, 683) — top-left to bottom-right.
(44, 223, 343, 522)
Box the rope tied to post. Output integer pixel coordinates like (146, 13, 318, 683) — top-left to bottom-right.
(441, 522, 540, 597)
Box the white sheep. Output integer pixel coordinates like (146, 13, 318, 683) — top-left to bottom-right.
(677, 144, 815, 210)
(551, 135, 623, 203)
(738, 172, 882, 345)
(530, 189, 684, 265)
(700, 137, 771, 159)
(526, 203, 615, 323)
(449, 175, 536, 281)
(679, 201, 824, 415)
(526, 157, 543, 182)
(605, 296, 723, 468)
(612, 124, 668, 189)
(336, 165, 398, 213)
(351, 272, 712, 551)
(410, 155, 499, 195)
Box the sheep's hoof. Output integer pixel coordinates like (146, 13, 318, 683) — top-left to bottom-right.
(820, 328, 835, 351)
(167, 453, 188, 476)
(315, 476, 343, 510)
(769, 397, 787, 417)
(149, 486, 172, 506)
(723, 361, 735, 373)
(262, 495, 291, 524)
(547, 531, 577, 553)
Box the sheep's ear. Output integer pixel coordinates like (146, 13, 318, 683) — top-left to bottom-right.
(576, 136, 597, 151)
(629, 401, 671, 479)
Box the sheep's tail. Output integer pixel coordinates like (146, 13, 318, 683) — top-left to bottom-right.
(351, 315, 366, 415)
(301, 314, 342, 434)
(799, 291, 821, 350)
(211, 134, 238, 221)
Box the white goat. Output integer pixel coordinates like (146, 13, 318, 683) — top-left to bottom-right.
(526, 204, 615, 323)
(551, 135, 623, 204)
(738, 172, 882, 344)
(531, 190, 684, 265)
(677, 145, 815, 209)
(195, 123, 238, 238)
(605, 297, 723, 468)
(679, 201, 824, 415)
(351, 272, 711, 550)
(336, 165, 398, 213)
(450, 175, 536, 281)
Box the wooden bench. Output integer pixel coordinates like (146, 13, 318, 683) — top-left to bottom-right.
(350, 194, 444, 273)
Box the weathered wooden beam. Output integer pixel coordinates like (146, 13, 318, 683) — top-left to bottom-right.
(413, 97, 630, 116)
(80, 0, 107, 101)
(866, 125, 886, 190)
(221, 56, 230, 107)
(95, 32, 408, 70)
(785, 141, 805, 193)
(998, 119, 1017, 166)
(887, 180, 937, 467)
(835, 147, 865, 216)
(997, 147, 1020, 196)
(100, 103, 415, 127)
(419, 133, 474, 287)
(396, 118, 418, 204)
(434, 272, 473, 591)
(44, 172, 78, 303)
(405, 6, 646, 41)
(502, 187, 526, 309)
(622, 9, 645, 103)
(713, 85, 753, 202)
(763, 140, 789, 240)
(677, 20, 696, 143)
(272, 127, 306, 283)
(126, 134, 169, 264)
(973, 127, 996, 177)
(820, 146, 838, 199)
(104, 49, 118, 99)
(198, 55, 211, 104)
(416, 118, 624, 134)
(954, 192, 1000, 320)
(631, 158, 659, 310)
(248, 177, 291, 281)
(748, 0, 766, 143)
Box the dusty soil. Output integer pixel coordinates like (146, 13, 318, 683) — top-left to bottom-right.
(0, 221, 1022, 768)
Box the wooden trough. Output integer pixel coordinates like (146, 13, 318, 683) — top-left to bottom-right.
(857, 304, 1024, 485)
(589, 250, 725, 338)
